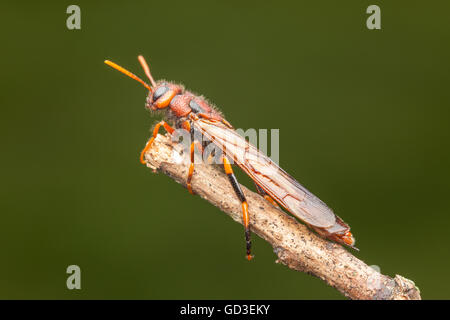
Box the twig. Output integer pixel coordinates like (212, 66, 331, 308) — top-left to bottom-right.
(144, 134, 421, 300)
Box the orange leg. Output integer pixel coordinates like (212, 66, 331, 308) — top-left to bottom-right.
(264, 195, 279, 208)
(186, 141, 203, 194)
(254, 183, 279, 208)
(223, 156, 253, 261)
(181, 120, 204, 195)
(187, 142, 196, 194)
(140, 121, 174, 164)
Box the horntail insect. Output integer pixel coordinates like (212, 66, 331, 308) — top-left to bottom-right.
(105, 56, 358, 260)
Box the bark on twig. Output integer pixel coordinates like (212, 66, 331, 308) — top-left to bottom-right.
(144, 134, 421, 300)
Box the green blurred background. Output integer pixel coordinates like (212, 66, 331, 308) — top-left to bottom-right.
(1, 1, 449, 299)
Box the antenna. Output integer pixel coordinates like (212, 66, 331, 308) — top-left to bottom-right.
(138, 55, 156, 87)
(104, 59, 152, 91)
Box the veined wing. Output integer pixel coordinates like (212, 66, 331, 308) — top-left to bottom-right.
(194, 119, 337, 228)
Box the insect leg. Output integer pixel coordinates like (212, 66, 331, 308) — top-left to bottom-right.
(186, 141, 203, 194)
(140, 121, 174, 164)
(223, 156, 253, 261)
(183, 121, 203, 195)
(254, 183, 280, 208)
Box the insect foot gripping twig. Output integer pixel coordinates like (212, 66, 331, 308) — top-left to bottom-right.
(143, 133, 422, 300)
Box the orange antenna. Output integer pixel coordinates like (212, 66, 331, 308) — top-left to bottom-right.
(138, 55, 157, 87)
(104, 60, 152, 91)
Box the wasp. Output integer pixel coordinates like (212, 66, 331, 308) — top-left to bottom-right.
(105, 56, 357, 260)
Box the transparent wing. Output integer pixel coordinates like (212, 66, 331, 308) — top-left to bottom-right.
(194, 119, 337, 228)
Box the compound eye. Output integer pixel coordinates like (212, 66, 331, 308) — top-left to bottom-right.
(153, 86, 169, 101)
